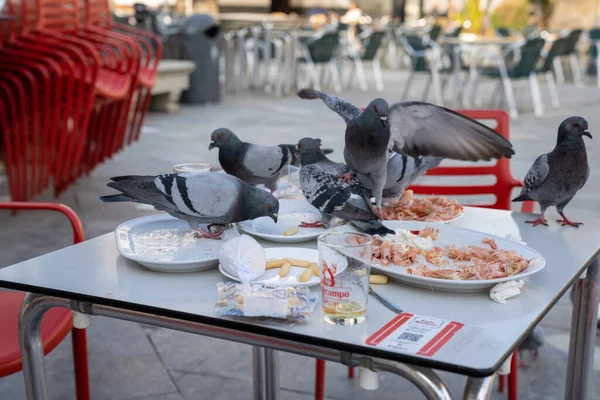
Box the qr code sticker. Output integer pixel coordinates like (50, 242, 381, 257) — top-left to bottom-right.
(398, 332, 423, 342)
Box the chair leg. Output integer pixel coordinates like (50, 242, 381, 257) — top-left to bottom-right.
(402, 69, 415, 100)
(373, 59, 384, 92)
(354, 56, 369, 91)
(71, 328, 90, 400)
(498, 374, 505, 393)
(330, 62, 342, 93)
(315, 359, 325, 400)
(500, 76, 518, 119)
(348, 366, 355, 378)
(528, 73, 544, 117)
(553, 57, 565, 84)
(508, 351, 518, 400)
(422, 75, 432, 101)
(596, 43, 600, 89)
(431, 69, 443, 106)
(546, 72, 560, 108)
(569, 54, 583, 86)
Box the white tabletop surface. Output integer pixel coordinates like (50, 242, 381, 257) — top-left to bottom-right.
(0, 207, 598, 377)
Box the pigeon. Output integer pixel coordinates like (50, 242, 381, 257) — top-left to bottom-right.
(209, 128, 333, 192)
(383, 153, 444, 198)
(297, 88, 515, 207)
(296, 137, 394, 236)
(512, 116, 591, 227)
(100, 173, 279, 239)
(518, 326, 545, 368)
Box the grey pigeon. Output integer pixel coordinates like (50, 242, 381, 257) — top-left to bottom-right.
(209, 128, 333, 192)
(100, 173, 279, 239)
(297, 137, 394, 236)
(383, 153, 444, 198)
(512, 116, 591, 227)
(518, 326, 545, 367)
(297, 88, 515, 206)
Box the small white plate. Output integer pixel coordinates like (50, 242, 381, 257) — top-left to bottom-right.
(218, 247, 321, 287)
(115, 214, 240, 273)
(236, 199, 345, 243)
(369, 221, 546, 292)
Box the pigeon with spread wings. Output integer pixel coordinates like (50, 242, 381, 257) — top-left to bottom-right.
(297, 89, 515, 206)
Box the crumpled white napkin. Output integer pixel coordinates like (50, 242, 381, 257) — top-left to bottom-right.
(219, 234, 266, 282)
(489, 234, 528, 304)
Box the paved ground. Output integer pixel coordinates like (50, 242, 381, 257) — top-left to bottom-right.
(1, 66, 600, 400)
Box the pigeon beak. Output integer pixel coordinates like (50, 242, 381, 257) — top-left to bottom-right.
(208, 142, 216, 150)
(379, 116, 387, 121)
(583, 131, 592, 139)
(271, 213, 278, 223)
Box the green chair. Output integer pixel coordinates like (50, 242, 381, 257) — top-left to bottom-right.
(298, 32, 342, 92)
(537, 36, 569, 108)
(345, 30, 386, 91)
(472, 37, 546, 118)
(552, 28, 583, 85)
(399, 33, 452, 104)
(586, 28, 600, 87)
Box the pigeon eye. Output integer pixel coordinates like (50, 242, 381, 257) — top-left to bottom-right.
(267, 204, 272, 210)
(217, 134, 223, 139)
(573, 123, 580, 129)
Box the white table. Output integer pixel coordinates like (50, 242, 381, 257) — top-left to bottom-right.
(1, 207, 599, 399)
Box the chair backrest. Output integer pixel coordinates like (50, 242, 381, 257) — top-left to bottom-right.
(496, 27, 511, 37)
(510, 37, 545, 78)
(84, 0, 113, 28)
(400, 34, 429, 71)
(428, 24, 441, 42)
(408, 109, 534, 212)
(539, 36, 568, 73)
(588, 28, 600, 56)
(361, 30, 385, 61)
(307, 32, 339, 63)
(445, 25, 462, 38)
(35, 0, 82, 30)
(559, 28, 582, 56)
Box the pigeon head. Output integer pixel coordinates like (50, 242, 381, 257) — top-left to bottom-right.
(363, 98, 390, 128)
(559, 117, 592, 141)
(209, 128, 241, 150)
(243, 186, 280, 222)
(297, 137, 327, 166)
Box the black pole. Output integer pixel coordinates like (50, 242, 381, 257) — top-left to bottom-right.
(270, 0, 291, 13)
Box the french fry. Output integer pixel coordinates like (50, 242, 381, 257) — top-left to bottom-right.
(285, 258, 310, 268)
(299, 267, 314, 282)
(309, 262, 320, 277)
(283, 226, 299, 236)
(266, 259, 286, 269)
(279, 262, 291, 277)
(369, 275, 388, 284)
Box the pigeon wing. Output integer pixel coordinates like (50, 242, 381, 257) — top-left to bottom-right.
(389, 102, 515, 161)
(154, 173, 241, 221)
(522, 154, 550, 193)
(243, 144, 290, 178)
(297, 88, 361, 123)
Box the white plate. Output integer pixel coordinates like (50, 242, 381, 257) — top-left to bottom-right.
(370, 221, 546, 292)
(115, 214, 240, 273)
(218, 247, 321, 287)
(236, 199, 346, 243)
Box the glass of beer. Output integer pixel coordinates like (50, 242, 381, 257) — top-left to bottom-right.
(318, 232, 372, 325)
(173, 163, 212, 174)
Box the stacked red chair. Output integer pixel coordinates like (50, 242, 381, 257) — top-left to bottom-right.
(0, 0, 161, 202)
(314, 110, 534, 400)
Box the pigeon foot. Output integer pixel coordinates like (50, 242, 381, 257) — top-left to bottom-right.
(194, 224, 228, 240)
(556, 218, 583, 227)
(300, 221, 325, 228)
(525, 217, 549, 227)
(337, 172, 354, 184)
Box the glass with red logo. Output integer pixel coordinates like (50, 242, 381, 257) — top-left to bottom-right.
(317, 232, 372, 325)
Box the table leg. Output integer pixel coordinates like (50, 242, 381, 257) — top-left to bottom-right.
(18, 293, 72, 400)
(565, 257, 599, 399)
(462, 375, 495, 400)
(253, 347, 280, 400)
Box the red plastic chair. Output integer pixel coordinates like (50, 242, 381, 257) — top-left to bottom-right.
(0, 202, 90, 399)
(314, 110, 534, 400)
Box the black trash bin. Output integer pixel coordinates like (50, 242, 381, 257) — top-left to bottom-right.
(180, 14, 221, 104)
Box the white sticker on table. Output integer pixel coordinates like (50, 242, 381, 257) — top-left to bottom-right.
(366, 313, 464, 357)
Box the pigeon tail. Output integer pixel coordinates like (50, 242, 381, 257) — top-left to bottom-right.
(297, 88, 321, 99)
(512, 194, 531, 202)
(351, 220, 394, 236)
(99, 194, 134, 203)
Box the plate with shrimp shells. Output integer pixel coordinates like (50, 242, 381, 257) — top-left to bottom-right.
(380, 190, 464, 223)
(368, 221, 545, 292)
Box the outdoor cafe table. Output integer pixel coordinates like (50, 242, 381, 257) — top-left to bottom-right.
(0, 207, 598, 399)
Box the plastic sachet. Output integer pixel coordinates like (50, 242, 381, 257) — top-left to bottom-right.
(214, 282, 318, 320)
(219, 234, 266, 282)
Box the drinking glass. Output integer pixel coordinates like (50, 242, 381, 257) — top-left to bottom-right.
(318, 232, 372, 325)
(173, 163, 212, 174)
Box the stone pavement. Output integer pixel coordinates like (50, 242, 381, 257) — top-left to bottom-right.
(1, 67, 600, 400)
